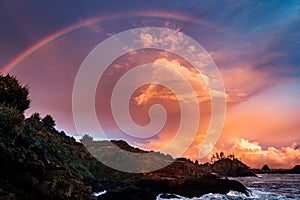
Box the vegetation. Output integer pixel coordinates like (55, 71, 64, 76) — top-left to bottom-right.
(0, 73, 262, 199)
(42, 115, 56, 130)
(51, 172, 74, 198)
(211, 152, 237, 163)
(80, 134, 94, 146)
(0, 74, 30, 112)
(0, 105, 24, 135)
(0, 74, 105, 199)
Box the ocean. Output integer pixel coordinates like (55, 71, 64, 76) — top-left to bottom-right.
(156, 174, 300, 200)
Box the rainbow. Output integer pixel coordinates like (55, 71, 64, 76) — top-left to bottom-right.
(1, 10, 225, 73)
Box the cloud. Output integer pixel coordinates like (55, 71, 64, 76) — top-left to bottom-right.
(237, 138, 262, 151)
(213, 138, 300, 169)
(220, 65, 276, 104)
(140, 33, 154, 47)
(221, 80, 300, 147)
(132, 56, 280, 107)
(138, 131, 300, 169)
(135, 131, 174, 154)
(134, 58, 211, 105)
(138, 28, 188, 53)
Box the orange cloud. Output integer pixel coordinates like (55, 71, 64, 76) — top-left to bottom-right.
(221, 82, 300, 147)
(131, 55, 278, 107)
(211, 138, 300, 169)
(134, 58, 211, 105)
(96, 36, 299, 170)
(220, 65, 276, 104)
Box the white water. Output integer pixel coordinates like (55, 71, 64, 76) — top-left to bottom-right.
(92, 190, 107, 196)
(157, 174, 300, 200)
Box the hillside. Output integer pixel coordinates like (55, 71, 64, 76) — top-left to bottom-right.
(0, 107, 132, 199)
(0, 110, 251, 199)
(0, 74, 251, 199)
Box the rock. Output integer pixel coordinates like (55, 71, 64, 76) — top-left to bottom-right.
(262, 164, 270, 172)
(287, 165, 300, 174)
(100, 176, 249, 199)
(212, 158, 256, 177)
(254, 164, 300, 174)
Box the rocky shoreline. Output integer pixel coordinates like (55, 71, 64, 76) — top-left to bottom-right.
(0, 74, 298, 199)
(0, 121, 252, 200)
(253, 164, 300, 174)
(99, 176, 250, 199)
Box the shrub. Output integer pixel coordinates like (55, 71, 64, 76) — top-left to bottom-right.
(0, 105, 24, 135)
(51, 172, 73, 198)
(42, 115, 56, 130)
(26, 112, 42, 131)
(0, 74, 30, 112)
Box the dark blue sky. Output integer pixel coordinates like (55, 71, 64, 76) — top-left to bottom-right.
(1, 0, 299, 73)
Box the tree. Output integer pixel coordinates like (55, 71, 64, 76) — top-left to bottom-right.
(232, 153, 235, 160)
(0, 74, 30, 112)
(80, 134, 93, 146)
(42, 115, 56, 130)
(26, 112, 42, 131)
(220, 152, 224, 159)
(211, 154, 216, 163)
(215, 152, 220, 160)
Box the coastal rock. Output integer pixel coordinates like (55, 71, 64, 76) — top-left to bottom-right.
(262, 164, 270, 172)
(100, 176, 250, 199)
(287, 165, 300, 174)
(212, 158, 256, 177)
(254, 164, 300, 174)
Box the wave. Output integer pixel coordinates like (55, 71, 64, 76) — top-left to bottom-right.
(157, 188, 296, 200)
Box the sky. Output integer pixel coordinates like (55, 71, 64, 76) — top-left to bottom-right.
(1, 0, 300, 169)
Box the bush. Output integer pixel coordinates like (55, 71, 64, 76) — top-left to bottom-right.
(80, 134, 93, 146)
(0, 74, 30, 112)
(42, 115, 56, 130)
(52, 172, 73, 198)
(0, 105, 24, 135)
(25, 113, 43, 131)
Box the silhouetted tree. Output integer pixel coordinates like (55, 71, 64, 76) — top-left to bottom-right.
(215, 152, 220, 160)
(226, 153, 236, 160)
(0, 74, 30, 112)
(42, 115, 56, 130)
(211, 154, 216, 163)
(220, 152, 224, 159)
(80, 134, 93, 146)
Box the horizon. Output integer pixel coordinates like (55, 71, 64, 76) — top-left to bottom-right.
(70, 134, 298, 170)
(1, 0, 300, 169)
